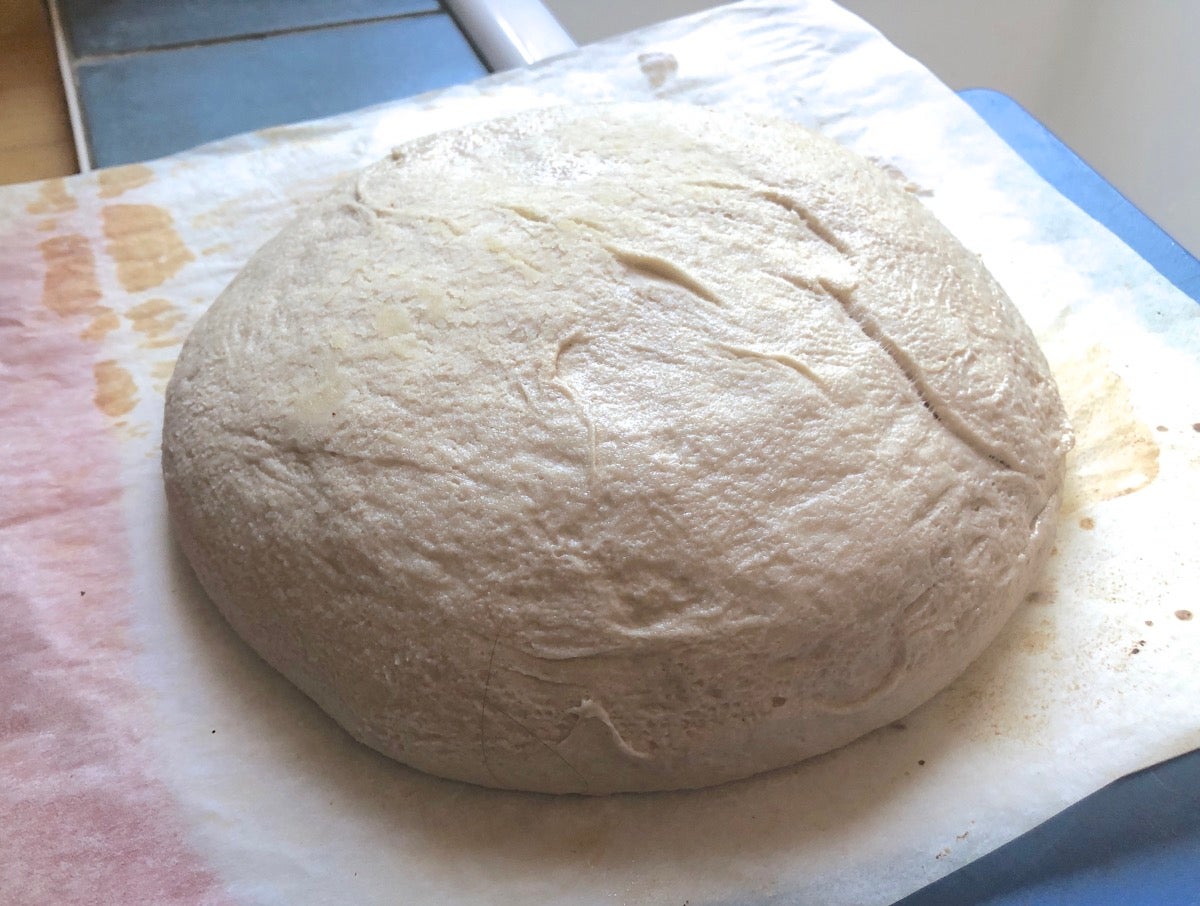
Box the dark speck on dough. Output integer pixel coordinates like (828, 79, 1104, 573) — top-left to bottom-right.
(918, 759, 926, 766)
(1192, 423, 1200, 432)
(771, 696, 787, 707)
(1156, 425, 1168, 433)
(1079, 517, 1095, 530)
(1176, 610, 1194, 621)
(1145, 620, 1154, 627)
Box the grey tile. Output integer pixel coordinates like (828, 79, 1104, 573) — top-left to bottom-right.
(60, 0, 441, 57)
(76, 14, 486, 167)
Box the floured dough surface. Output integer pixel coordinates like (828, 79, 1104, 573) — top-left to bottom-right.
(163, 103, 1071, 794)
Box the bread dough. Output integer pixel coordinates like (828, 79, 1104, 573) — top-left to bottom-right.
(163, 103, 1071, 794)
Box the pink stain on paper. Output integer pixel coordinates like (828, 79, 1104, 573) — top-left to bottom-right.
(1, 212, 230, 904)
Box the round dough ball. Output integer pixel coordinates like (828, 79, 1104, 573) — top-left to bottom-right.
(163, 103, 1071, 794)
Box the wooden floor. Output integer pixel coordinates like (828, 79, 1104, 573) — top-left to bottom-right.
(0, 0, 78, 185)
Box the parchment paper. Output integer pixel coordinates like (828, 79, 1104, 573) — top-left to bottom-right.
(3, 2, 1198, 903)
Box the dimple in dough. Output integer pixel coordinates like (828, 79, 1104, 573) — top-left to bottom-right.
(163, 103, 1072, 794)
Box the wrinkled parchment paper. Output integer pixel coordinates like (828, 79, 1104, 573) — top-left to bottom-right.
(3, 2, 1198, 903)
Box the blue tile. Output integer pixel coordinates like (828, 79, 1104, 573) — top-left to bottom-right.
(76, 14, 486, 168)
(59, 0, 441, 57)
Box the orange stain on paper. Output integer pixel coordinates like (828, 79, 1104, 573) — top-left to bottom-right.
(80, 308, 119, 342)
(1054, 346, 1160, 514)
(126, 297, 183, 348)
(26, 178, 77, 215)
(102, 204, 195, 293)
(39, 234, 102, 316)
(94, 360, 138, 417)
(150, 359, 176, 393)
(97, 164, 155, 199)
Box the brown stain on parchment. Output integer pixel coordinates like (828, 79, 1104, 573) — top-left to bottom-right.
(80, 308, 119, 342)
(1053, 346, 1160, 514)
(1019, 618, 1057, 656)
(102, 204, 195, 293)
(638, 51, 678, 89)
(36, 219, 58, 232)
(127, 297, 183, 348)
(150, 360, 176, 395)
(93, 360, 137, 417)
(117, 421, 151, 441)
(97, 164, 155, 199)
(26, 178, 77, 215)
(39, 234, 102, 316)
